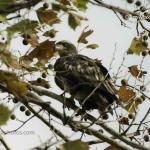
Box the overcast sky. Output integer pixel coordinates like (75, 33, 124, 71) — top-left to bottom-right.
(1, 0, 150, 150)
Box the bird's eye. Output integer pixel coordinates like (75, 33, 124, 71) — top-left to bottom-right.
(55, 44, 64, 51)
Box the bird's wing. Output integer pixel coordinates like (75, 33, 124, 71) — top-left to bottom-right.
(54, 54, 117, 96)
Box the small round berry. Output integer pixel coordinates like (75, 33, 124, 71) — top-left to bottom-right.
(20, 106, 26, 112)
(25, 110, 31, 116)
(141, 51, 147, 56)
(144, 135, 149, 142)
(43, 3, 49, 9)
(121, 79, 128, 86)
(144, 12, 149, 16)
(135, 1, 142, 7)
(102, 113, 109, 120)
(143, 35, 148, 41)
(128, 113, 135, 119)
(22, 39, 28, 45)
(42, 72, 47, 78)
(10, 114, 16, 120)
(126, 0, 134, 3)
(13, 98, 18, 103)
(37, 78, 42, 83)
(140, 6, 146, 12)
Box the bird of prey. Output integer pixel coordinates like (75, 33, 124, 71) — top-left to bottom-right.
(54, 41, 118, 114)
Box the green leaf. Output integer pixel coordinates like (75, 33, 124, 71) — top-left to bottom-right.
(68, 13, 87, 30)
(7, 19, 38, 40)
(0, 104, 11, 126)
(86, 44, 99, 49)
(68, 13, 81, 30)
(72, 0, 88, 11)
(60, 140, 89, 150)
(0, 15, 6, 22)
(0, 0, 16, 9)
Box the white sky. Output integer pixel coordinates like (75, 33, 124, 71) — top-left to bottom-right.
(0, 0, 150, 150)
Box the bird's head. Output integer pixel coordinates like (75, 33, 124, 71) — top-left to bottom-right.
(55, 40, 78, 57)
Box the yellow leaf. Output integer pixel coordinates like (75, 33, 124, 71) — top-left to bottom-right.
(128, 37, 148, 55)
(0, 104, 11, 126)
(125, 100, 139, 113)
(118, 86, 135, 103)
(0, 70, 28, 97)
(128, 65, 142, 78)
(0, 70, 18, 82)
(6, 80, 28, 97)
(60, 140, 89, 150)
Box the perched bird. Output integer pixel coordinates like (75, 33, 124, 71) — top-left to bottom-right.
(54, 41, 118, 114)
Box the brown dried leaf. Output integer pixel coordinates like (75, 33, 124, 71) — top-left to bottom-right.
(37, 9, 61, 25)
(29, 78, 50, 89)
(118, 86, 135, 103)
(21, 40, 55, 66)
(60, 0, 71, 5)
(0, 50, 21, 69)
(128, 65, 142, 78)
(105, 146, 122, 150)
(26, 34, 39, 48)
(119, 117, 129, 125)
(78, 27, 93, 44)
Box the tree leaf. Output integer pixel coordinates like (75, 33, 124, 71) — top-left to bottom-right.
(68, 13, 87, 30)
(104, 146, 121, 150)
(68, 13, 81, 30)
(26, 33, 39, 48)
(119, 117, 129, 125)
(21, 40, 55, 66)
(72, 0, 88, 11)
(7, 19, 38, 34)
(43, 29, 58, 38)
(0, 0, 16, 9)
(0, 50, 21, 69)
(86, 44, 99, 49)
(0, 15, 6, 22)
(0, 104, 11, 126)
(78, 28, 93, 44)
(125, 99, 139, 113)
(60, 140, 89, 150)
(37, 9, 61, 25)
(60, 0, 71, 5)
(127, 37, 148, 55)
(128, 65, 142, 78)
(118, 86, 135, 103)
(0, 70, 28, 97)
(6, 80, 28, 97)
(29, 78, 50, 89)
